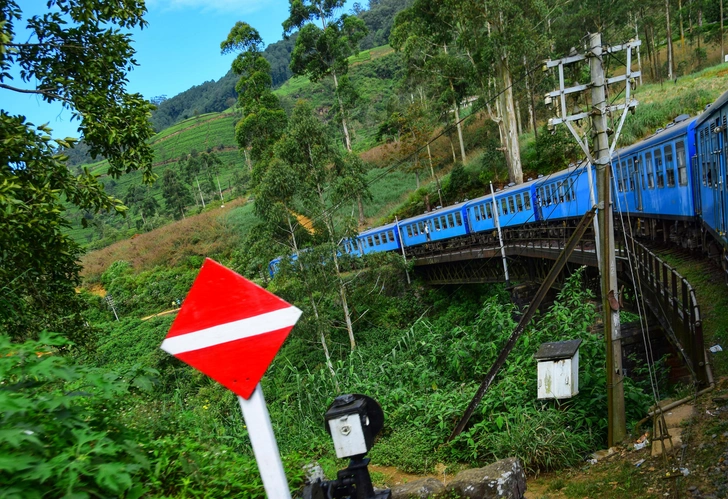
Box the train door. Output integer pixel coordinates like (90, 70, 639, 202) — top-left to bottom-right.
(718, 113, 728, 235)
(630, 157, 643, 211)
(707, 118, 726, 234)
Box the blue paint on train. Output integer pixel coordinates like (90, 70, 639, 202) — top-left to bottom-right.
(612, 116, 696, 220)
(398, 202, 470, 247)
(269, 89, 728, 276)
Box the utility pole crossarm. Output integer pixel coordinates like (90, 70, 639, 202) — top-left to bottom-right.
(544, 53, 586, 68)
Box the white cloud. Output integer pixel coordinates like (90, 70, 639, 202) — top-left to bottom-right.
(147, 0, 274, 14)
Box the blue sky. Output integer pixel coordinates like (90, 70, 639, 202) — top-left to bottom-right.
(2, 0, 351, 139)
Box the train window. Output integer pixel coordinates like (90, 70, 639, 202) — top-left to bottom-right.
(543, 186, 551, 205)
(629, 158, 637, 190)
(441, 216, 448, 228)
(615, 162, 624, 192)
(418, 222, 424, 234)
(508, 197, 516, 213)
(375, 234, 382, 245)
(501, 198, 508, 214)
(655, 149, 664, 188)
(485, 203, 493, 218)
(645, 152, 654, 188)
(406, 225, 413, 237)
(447, 214, 455, 227)
(389, 230, 395, 242)
(368, 236, 374, 247)
(675, 141, 686, 186)
(712, 158, 719, 189)
(557, 182, 564, 202)
(551, 184, 558, 204)
(524, 193, 531, 210)
(479, 204, 487, 220)
(455, 212, 463, 226)
(664, 145, 675, 187)
(621, 161, 630, 191)
(473, 207, 481, 221)
(565, 180, 573, 200)
(516, 194, 523, 211)
(433, 217, 441, 231)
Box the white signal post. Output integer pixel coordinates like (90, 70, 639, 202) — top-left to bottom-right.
(238, 386, 292, 499)
(490, 182, 509, 284)
(160, 259, 302, 498)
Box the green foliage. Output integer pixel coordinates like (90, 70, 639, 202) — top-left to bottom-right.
(1, 0, 154, 343)
(222, 22, 288, 163)
(100, 262, 197, 317)
(0, 333, 152, 498)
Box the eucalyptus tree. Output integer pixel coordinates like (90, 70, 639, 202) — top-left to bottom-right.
(161, 168, 193, 220)
(123, 184, 159, 227)
(392, 0, 550, 184)
(221, 22, 288, 169)
(283, 0, 368, 223)
(253, 157, 339, 381)
(390, 14, 471, 165)
(283, 0, 368, 153)
(274, 102, 370, 351)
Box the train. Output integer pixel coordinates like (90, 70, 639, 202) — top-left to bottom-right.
(270, 88, 728, 276)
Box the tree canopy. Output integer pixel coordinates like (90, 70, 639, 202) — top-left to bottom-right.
(0, 0, 155, 342)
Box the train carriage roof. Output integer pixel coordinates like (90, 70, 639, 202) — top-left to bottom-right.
(615, 114, 696, 158)
(400, 200, 471, 224)
(695, 89, 728, 128)
(357, 221, 398, 238)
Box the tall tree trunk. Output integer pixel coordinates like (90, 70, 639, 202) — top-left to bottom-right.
(450, 83, 466, 163)
(244, 149, 252, 172)
(287, 215, 338, 386)
(515, 100, 523, 136)
(332, 71, 364, 224)
(496, 57, 523, 184)
(652, 24, 662, 83)
(196, 177, 206, 208)
(679, 0, 685, 48)
(332, 71, 352, 152)
(449, 134, 457, 163)
(721, 0, 725, 62)
(415, 170, 420, 189)
(666, 0, 674, 79)
(317, 185, 356, 351)
(524, 55, 537, 138)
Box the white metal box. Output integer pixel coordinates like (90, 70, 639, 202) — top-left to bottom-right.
(535, 339, 581, 399)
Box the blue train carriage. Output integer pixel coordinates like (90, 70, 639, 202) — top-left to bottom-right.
(351, 222, 402, 256)
(465, 181, 536, 236)
(398, 202, 470, 248)
(694, 90, 728, 247)
(611, 113, 696, 222)
(533, 163, 595, 222)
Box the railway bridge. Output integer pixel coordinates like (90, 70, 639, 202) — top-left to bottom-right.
(409, 224, 708, 385)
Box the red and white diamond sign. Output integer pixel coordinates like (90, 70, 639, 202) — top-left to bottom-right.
(160, 258, 301, 399)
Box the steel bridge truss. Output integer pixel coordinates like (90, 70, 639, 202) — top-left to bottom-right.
(411, 223, 707, 385)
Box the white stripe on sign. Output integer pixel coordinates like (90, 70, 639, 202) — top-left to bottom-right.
(161, 306, 302, 355)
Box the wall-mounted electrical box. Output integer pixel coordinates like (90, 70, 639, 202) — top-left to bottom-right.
(535, 339, 582, 399)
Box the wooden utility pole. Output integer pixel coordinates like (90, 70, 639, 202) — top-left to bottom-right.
(589, 33, 627, 446)
(545, 33, 637, 446)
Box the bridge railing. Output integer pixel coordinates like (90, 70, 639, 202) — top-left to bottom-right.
(618, 234, 706, 385)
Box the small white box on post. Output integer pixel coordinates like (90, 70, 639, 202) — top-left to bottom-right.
(535, 339, 582, 399)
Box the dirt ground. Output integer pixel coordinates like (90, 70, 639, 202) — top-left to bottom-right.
(524, 377, 728, 499)
(370, 377, 728, 499)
